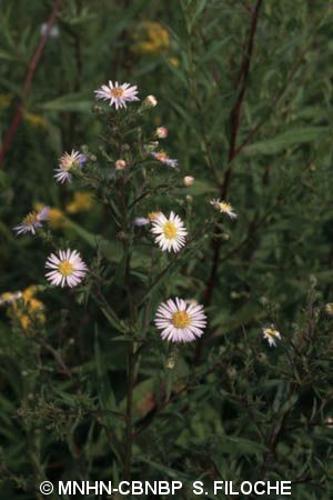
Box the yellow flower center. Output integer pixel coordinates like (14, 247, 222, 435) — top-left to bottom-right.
(156, 152, 168, 162)
(111, 87, 124, 98)
(163, 221, 177, 239)
(264, 328, 278, 339)
(1, 292, 14, 302)
(19, 314, 31, 331)
(58, 260, 74, 277)
(23, 212, 38, 225)
(171, 310, 191, 329)
(220, 202, 231, 213)
(148, 211, 161, 221)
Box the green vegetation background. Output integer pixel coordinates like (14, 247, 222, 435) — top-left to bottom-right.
(0, 0, 332, 498)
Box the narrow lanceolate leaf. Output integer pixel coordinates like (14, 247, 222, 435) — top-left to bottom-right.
(244, 127, 328, 155)
(38, 93, 92, 112)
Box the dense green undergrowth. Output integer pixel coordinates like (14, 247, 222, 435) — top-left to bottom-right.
(0, 1, 332, 499)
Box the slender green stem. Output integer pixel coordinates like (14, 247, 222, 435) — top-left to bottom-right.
(124, 341, 135, 480)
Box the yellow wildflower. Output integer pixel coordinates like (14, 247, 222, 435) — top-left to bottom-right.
(167, 57, 180, 67)
(66, 192, 94, 214)
(2, 285, 46, 332)
(18, 314, 31, 331)
(0, 93, 12, 111)
(34, 203, 67, 229)
(0, 291, 22, 305)
(132, 21, 170, 55)
(23, 111, 48, 129)
(49, 208, 67, 228)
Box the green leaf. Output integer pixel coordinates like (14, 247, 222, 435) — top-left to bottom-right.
(39, 93, 92, 112)
(244, 127, 328, 155)
(66, 220, 123, 264)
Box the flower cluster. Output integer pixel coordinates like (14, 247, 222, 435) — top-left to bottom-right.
(131, 21, 170, 55)
(0, 285, 45, 332)
(10, 81, 253, 346)
(9, 80, 285, 351)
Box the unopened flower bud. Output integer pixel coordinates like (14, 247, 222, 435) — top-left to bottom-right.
(92, 105, 103, 114)
(166, 355, 176, 369)
(325, 417, 333, 428)
(186, 299, 198, 306)
(40, 23, 59, 38)
(227, 367, 237, 379)
(144, 141, 159, 153)
(183, 175, 194, 187)
(324, 303, 333, 316)
(117, 231, 128, 241)
(115, 159, 127, 170)
(156, 127, 168, 139)
(144, 95, 158, 108)
(148, 211, 162, 221)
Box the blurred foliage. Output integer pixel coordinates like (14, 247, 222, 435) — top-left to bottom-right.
(0, 0, 332, 499)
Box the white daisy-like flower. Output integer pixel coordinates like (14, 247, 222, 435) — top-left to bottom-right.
(54, 150, 87, 184)
(45, 249, 88, 288)
(155, 297, 207, 343)
(14, 207, 49, 235)
(94, 81, 139, 109)
(210, 199, 237, 219)
(151, 211, 187, 253)
(151, 151, 178, 168)
(262, 325, 281, 347)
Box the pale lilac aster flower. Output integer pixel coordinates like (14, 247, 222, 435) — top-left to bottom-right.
(262, 325, 281, 347)
(54, 150, 87, 184)
(134, 217, 150, 226)
(155, 297, 207, 343)
(45, 249, 87, 288)
(14, 207, 49, 235)
(94, 81, 139, 109)
(151, 151, 178, 168)
(150, 211, 187, 253)
(210, 199, 237, 219)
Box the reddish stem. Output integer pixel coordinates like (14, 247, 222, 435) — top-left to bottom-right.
(195, 0, 264, 362)
(0, 0, 62, 166)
